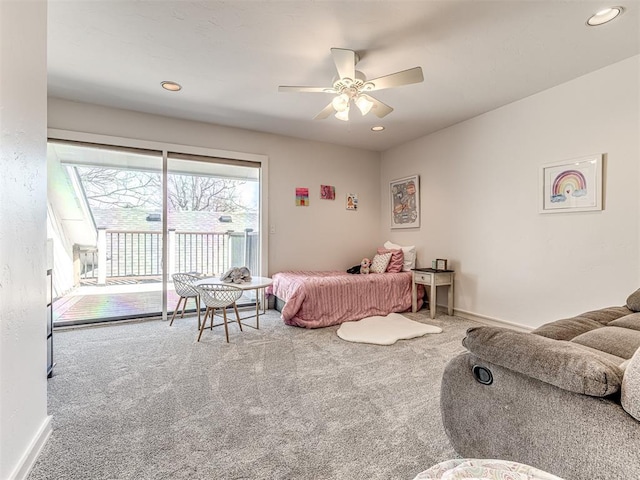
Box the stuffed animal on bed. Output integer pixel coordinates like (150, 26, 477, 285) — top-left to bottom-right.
(360, 258, 371, 275)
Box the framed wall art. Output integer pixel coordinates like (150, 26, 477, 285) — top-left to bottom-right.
(390, 174, 420, 229)
(540, 154, 603, 213)
(296, 187, 309, 206)
(320, 185, 335, 200)
(346, 193, 358, 210)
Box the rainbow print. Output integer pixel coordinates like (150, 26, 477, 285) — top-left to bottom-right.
(550, 169, 587, 203)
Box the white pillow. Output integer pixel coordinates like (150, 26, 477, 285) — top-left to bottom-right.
(370, 252, 392, 274)
(384, 241, 416, 271)
(621, 347, 640, 421)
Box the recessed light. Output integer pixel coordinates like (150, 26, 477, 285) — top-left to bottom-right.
(161, 81, 182, 91)
(371, 126, 385, 132)
(587, 6, 623, 26)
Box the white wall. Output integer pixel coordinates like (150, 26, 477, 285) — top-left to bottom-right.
(381, 56, 640, 329)
(0, 1, 51, 479)
(47, 99, 382, 273)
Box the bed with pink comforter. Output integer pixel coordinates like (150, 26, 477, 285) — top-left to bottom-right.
(268, 270, 424, 328)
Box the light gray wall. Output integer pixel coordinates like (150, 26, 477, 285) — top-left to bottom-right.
(47, 99, 382, 273)
(381, 56, 640, 329)
(0, 1, 50, 478)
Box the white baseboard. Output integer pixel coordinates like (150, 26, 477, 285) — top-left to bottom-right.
(452, 307, 533, 332)
(9, 415, 52, 480)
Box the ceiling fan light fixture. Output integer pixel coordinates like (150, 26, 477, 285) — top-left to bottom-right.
(587, 6, 623, 26)
(355, 95, 373, 116)
(332, 93, 350, 112)
(278, 48, 424, 122)
(335, 107, 350, 122)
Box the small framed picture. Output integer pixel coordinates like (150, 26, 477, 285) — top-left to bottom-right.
(320, 185, 335, 200)
(296, 187, 309, 206)
(436, 259, 448, 270)
(346, 193, 358, 210)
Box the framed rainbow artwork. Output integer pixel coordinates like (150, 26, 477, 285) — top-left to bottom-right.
(540, 154, 603, 213)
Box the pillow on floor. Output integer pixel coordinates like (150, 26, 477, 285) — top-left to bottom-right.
(370, 252, 392, 273)
(384, 241, 416, 271)
(621, 347, 640, 421)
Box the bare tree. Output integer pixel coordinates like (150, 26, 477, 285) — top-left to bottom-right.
(77, 168, 161, 209)
(76, 167, 250, 212)
(167, 174, 247, 212)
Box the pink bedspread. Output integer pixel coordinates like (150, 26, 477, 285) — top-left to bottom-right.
(268, 270, 424, 328)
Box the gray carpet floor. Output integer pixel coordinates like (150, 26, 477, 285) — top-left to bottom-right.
(28, 309, 478, 480)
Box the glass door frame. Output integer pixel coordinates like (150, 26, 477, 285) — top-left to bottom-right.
(48, 128, 269, 322)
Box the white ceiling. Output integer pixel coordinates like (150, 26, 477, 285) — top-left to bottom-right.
(47, 1, 640, 152)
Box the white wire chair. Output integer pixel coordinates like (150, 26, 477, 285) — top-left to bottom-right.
(170, 273, 202, 328)
(195, 283, 243, 342)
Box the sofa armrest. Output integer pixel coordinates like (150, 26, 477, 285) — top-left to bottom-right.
(463, 326, 623, 396)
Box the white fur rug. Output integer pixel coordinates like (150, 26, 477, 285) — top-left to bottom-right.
(337, 313, 442, 345)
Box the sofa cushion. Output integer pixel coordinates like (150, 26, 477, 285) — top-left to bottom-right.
(620, 358, 631, 372)
(532, 317, 604, 341)
(578, 306, 634, 324)
(532, 306, 632, 341)
(609, 312, 640, 331)
(571, 343, 627, 366)
(627, 288, 640, 312)
(621, 347, 640, 421)
(463, 326, 623, 396)
(571, 326, 640, 360)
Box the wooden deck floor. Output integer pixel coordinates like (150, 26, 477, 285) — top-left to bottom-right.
(53, 287, 256, 326)
(53, 290, 182, 325)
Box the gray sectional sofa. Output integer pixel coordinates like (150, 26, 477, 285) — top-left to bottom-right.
(441, 289, 640, 480)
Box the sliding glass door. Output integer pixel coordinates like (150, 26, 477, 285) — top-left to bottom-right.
(166, 153, 261, 315)
(47, 140, 262, 326)
(47, 141, 163, 325)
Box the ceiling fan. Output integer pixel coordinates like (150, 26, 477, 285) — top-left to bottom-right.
(278, 48, 424, 122)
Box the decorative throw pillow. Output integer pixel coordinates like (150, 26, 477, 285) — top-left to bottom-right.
(370, 252, 392, 274)
(621, 347, 640, 421)
(377, 247, 404, 273)
(627, 288, 640, 312)
(384, 241, 416, 271)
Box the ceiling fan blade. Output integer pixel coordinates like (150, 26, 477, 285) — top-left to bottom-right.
(331, 48, 356, 81)
(279, 86, 333, 93)
(362, 94, 394, 118)
(313, 102, 335, 120)
(366, 67, 424, 91)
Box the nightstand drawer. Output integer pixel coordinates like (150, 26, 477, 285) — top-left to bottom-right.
(414, 272, 432, 284)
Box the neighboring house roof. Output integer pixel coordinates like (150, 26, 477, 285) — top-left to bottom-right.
(92, 208, 258, 233)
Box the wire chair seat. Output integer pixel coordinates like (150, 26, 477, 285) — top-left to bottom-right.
(170, 273, 202, 327)
(172, 273, 200, 298)
(195, 283, 244, 342)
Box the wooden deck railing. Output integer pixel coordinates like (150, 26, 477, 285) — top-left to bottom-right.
(82, 229, 259, 283)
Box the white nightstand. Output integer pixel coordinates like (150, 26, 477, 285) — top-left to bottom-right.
(412, 268, 454, 319)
